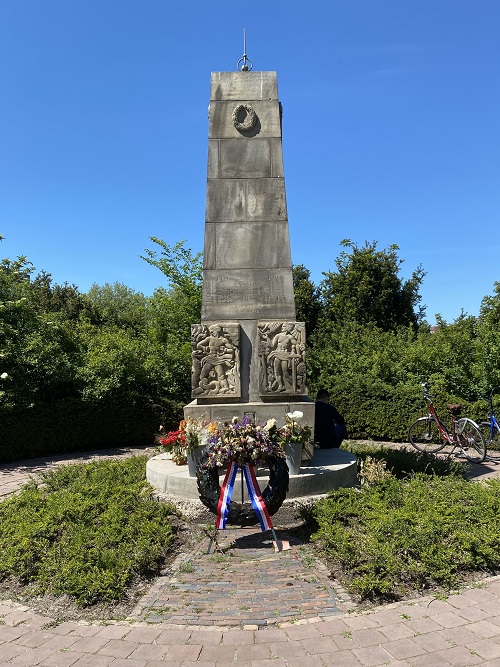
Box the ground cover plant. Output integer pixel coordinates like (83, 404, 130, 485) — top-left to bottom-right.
(343, 440, 467, 479)
(305, 443, 500, 603)
(0, 456, 179, 607)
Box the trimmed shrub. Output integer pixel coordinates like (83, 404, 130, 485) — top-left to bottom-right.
(0, 396, 183, 463)
(0, 456, 179, 606)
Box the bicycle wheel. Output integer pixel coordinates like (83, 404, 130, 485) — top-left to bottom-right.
(479, 421, 500, 462)
(456, 418, 486, 463)
(408, 416, 448, 453)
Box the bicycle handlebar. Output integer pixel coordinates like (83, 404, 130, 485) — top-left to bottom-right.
(421, 382, 434, 397)
(486, 386, 500, 404)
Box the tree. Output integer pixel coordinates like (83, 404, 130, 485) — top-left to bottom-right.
(86, 282, 148, 330)
(292, 264, 321, 338)
(141, 238, 202, 312)
(141, 239, 204, 404)
(320, 240, 426, 331)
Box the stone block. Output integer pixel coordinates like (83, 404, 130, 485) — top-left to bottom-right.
(206, 178, 287, 223)
(203, 221, 292, 270)
(191, 323, 241, 398)
(201, 269, 296, 320)
(258, 321, 307, 396)
(209, 101, 281, 139)
(184, 400, 313, 429)
(210, 71, 278, 101)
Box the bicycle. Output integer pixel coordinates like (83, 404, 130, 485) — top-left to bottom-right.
(408, 383, 486, 463)
(479, 386, 500, 462)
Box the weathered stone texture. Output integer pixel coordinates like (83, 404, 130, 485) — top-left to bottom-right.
(207, 138, 284, 179)
(203, 221, 291, 270)
(258, 322, 307, 396)
(201, 269, 296, 321)
(205, 178, 287, 222)
(210, 71, 278, 101)
(209, 100, 281, 139)
(191, 322, 241, 398)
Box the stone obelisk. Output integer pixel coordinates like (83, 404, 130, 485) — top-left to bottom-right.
(184, 66, 314, 431)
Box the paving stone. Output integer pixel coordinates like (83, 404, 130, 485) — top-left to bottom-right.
(433, 611, 470, 629)
(436, 644, 483, 665)
(320, 650, 364, 666)
(38, 651, 85, 667)
(97, 640, 138, 659)
(467, 621, 500, 639)
(382, 637, 426, 660)
(299, 636, 338, 654)
(351, 645, 394, 666)
(465, 639, 500, 661)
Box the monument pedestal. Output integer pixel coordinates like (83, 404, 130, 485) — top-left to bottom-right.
(184, 400, 315, 431)
(146, 447, 357, 502)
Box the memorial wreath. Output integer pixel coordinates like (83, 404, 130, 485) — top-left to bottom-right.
(196, 415, 290, 527)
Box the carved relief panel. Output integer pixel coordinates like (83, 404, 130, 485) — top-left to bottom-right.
(191, 323, 241, 398)
(258, 321, 306, 396)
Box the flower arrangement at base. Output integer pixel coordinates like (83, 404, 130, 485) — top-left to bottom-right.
(156, 424, 187, 465)
(204, 416, 286, 469)
(183, 417, 219, 455)
(275, 411, 312, 447)
(157, 418, 219, 464)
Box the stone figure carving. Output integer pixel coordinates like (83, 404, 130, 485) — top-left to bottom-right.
(191, 323, 241, 398)
(258, 321, 306, 395)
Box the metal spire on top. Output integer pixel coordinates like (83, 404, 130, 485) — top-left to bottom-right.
(237, 28, 253, 71)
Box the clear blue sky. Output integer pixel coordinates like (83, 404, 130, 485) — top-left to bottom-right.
(1, 1, 499, 324)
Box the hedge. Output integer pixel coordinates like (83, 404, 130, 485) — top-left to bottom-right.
(0, 395, 184, 463)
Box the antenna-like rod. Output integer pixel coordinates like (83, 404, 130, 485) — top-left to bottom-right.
(237, 28, 253, 71)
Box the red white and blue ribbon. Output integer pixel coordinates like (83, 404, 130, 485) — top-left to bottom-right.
(216, 459, 238, 529)
(243, 463, 272, 532)
(215, 460, 273, 533)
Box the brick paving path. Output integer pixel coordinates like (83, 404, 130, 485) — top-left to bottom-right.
(1, 445, 500, 665)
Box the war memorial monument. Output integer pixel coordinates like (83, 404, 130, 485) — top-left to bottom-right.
(146, 55, 356, 505)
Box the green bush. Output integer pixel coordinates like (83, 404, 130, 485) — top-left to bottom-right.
(0, 456, 178, 606)
(343, 441, 467, 479)
(0, 396, 183, 463)
(309, 474, 500, 602)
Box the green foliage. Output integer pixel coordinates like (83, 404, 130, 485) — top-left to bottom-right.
(0, 396, 182, 463)
(293, 264, 321, 338)
(343, 441, 467, 479)
(0, 457, 178, 606)
(86, 282, 148, 330)
(2, 232, 500, 458)
(141, 237, 202, 309)
(310, 473, 500, 602)
(319, 239, 425, 331)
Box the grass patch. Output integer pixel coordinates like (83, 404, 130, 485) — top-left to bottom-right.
(0, 456, 178, 607)
(308, 472, 500, 602)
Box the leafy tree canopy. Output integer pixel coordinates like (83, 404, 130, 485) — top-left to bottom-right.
(292, 264, 321, 338)
(320, 239, 426, 331)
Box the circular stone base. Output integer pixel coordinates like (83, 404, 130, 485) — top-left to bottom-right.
(146, 448, 357, 501)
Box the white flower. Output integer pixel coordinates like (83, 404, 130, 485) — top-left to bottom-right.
(0, 372, 8, 380)
(287, 411, 303, 420)
(264, 418, 277, 431)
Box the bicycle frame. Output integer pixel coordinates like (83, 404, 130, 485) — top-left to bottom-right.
(409, 383, 486, 462)
(484, 386, 500, 444)
(422, 388, 457, 444)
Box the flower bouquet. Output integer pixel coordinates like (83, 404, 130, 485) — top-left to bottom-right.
(272, 411, 312, 475)
(156, 423, 187, 465)
(183, 417, 219, 455)
(277, 411, 312, 446)
(204, 416, 286, 469)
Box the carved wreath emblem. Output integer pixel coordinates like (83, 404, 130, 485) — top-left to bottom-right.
(232, 103, 256, 132)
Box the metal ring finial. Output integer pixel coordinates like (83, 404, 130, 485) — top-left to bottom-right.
(237, 28, 253, 71)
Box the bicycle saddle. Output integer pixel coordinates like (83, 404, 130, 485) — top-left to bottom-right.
(447, 403, 461, 416)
